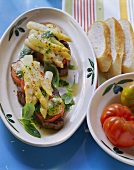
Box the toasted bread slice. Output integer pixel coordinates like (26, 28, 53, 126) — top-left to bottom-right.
(118, 19, 134, 73)
(87, 21, 112, 72)
(105, 17, 124, 78)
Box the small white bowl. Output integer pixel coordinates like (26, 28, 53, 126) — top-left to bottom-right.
(87, 73, 134, 166)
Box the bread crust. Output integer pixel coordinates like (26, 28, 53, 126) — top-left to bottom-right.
(119, 19, 134, 73)
(105, 17, 124, 78)
(87, 21, 112, 72)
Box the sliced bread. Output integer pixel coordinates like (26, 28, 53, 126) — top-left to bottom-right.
(87, 21, 112, 72)
(105, 17, 124, 78)
(118, 19, 134, 73)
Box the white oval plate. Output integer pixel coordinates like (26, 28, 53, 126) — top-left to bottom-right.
(0, 7, 97, 147)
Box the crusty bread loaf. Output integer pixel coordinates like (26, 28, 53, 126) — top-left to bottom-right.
(118, 19, 134, 73)
(105, 17, 124, 78)
(87, 21, 112, 72)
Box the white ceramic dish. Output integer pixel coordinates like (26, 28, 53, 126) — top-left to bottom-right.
(0, 7, 97, 147)
(87, 73, 134, 166)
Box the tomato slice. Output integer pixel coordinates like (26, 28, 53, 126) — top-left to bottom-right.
(11, 67, 25, 92)
(35, 105, 64, 123)
(62, 59, 67, 65)
(44, 113, 62, 122)
(35, 112, 62, 123)
(11, 68, 44, 92)
(11, 67, 21, 86)
(100, 104, 134, 148)
(45, 106, 64, 122)
(21, 78, 25, 92)
(35, 112, 45, 123)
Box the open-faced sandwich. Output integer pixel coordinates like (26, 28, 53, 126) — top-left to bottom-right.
(11, 21, 76, 138)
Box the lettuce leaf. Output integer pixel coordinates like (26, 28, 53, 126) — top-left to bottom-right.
(44, 60, 59, 88)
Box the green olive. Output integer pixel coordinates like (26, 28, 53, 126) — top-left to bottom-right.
(121, 82, 134, 113)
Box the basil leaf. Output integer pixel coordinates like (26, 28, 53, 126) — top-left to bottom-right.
(66, 77, 75, 92)
(61, 77, 75, 111)
(59, 79, 69, 87)
(61, 92, 73, 105)
(19, 45, 34, 58)
(65, 99, 75, 112)
(22, 103, 35, 119)
(19, 119, 41, 138)
(69, 64, 77, 70)
(44, 60, 59, 88)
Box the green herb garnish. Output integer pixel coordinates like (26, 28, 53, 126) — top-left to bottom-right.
(44, 60, 59, 88)
(42, 31, 55, 39)
(66, 77, 75, 92)
(69, 64, 77, 70)
(61, 77, 75, 111)
(19, 119, 41, 138)
(19, 45, 33, 58)
(59, 79, 69, 87)
(65, 99, 75, 112)
(61, 92, 73, 105)
(15, 70, 24, 78)
(45, 49, 51, 54)
(22, 103, 35, 119)
(47, 101, 60, 115)
(19, 103, 41, 138)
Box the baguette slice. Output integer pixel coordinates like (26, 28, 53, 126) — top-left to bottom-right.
(105, 17, 124, 78)
(87, 21, 112, 72)
(118, 19, 134, 73)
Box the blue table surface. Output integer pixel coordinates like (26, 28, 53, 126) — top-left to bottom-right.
(0, 0, 133, 170)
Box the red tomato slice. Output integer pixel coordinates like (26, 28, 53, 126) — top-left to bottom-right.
(35, 105, 64, 123)
(62, 59, 67, 65)
(100, 104, 134, 148)
(35, 112, 45, 123)
(45, 106, 64, 122)
(44, 113, 62, 122)
(11, 67, 44, 92)
(11, 67, 21, 86)
(21, 78, 25, 92)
